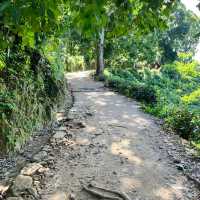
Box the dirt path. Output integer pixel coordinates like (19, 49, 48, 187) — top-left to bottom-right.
(37, 71, 199, 200)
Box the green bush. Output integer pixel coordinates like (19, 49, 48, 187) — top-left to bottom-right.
(166, 107, 195, 140)
(106, 75, 122, 89)
(0, 50, 65, 152)
(131, 84, 157, 104)
(182, 88, 200, 105)
(161, 64, 181, 80)
(103, 61, 200, 144)
(65, 54, 85, 72)
(192, 114, 200, 141)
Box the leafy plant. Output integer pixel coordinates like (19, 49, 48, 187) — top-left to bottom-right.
(103, 57, 200, 144)
(131, 84, 157, 104)
(166, 107, 195, 140)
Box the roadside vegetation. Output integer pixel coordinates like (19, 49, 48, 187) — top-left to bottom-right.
(0, 0, 68, 152)
(103, 54, 200, 146)
(101, 4, 200, 147)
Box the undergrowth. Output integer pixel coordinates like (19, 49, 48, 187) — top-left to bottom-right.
(103, 55, 200, 146)
(0, 48, 65, 153)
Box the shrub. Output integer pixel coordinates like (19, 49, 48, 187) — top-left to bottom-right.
(166, 107, 195, 140)
(65, 54, 85, 72)
(103, 65, 199, 144)
(182, 88, 200, 105)
(131, 84, 157, 104)
(0, 50, 66, 152)
(175, 60, 200, 78)
(109, 68, 141, 82)
(191, 114, 200, 141)
(106, 75, 121, 88)
(160, 64, 181, 80)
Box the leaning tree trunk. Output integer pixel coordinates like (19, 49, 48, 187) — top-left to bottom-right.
(96, 28, 105, 76)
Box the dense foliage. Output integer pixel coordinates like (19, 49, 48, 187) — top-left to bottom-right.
(104, 3, 200, 69)
(103, 53, 200, 145)
(0, 0, 67, 152)
(0, 49, 66, 151)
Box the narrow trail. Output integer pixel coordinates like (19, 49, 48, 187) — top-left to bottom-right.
(38, 71, 199, 200)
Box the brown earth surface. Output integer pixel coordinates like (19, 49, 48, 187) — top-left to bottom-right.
(2, 71, 200, 200)
(38, 71, 199, 200)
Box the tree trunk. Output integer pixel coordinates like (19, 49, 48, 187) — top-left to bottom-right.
(96, 28, 105, 76)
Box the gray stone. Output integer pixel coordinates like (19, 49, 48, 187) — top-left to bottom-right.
(54, 126, 66, 131)
(7, 197, 24, 200)
(42, 145, 51, 152)
(26, 187, 39, 199)
(53, 131, 66, 139)
(38, 166, 49, 173)
(20, 163, 43, 176)
(33, 151, 48, 162)
(187, 193, 194, 199)
(173, 159, 181, 164)
(11, 175, 33, 195)
(176, 164, 185, 171)
(15, 156, 26, 169)
(74, 121, 86, 128)
(47, 191, 69, 200)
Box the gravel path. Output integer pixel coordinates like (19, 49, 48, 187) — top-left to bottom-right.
(36, 71, 199, 200)
(3, 71, 199, 200)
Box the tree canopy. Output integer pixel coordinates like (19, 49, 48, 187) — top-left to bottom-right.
(0, 0, 176, 73)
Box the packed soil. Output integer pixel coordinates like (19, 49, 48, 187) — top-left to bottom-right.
(38, 71, 199, 200)
(2, 71, 199, 200)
